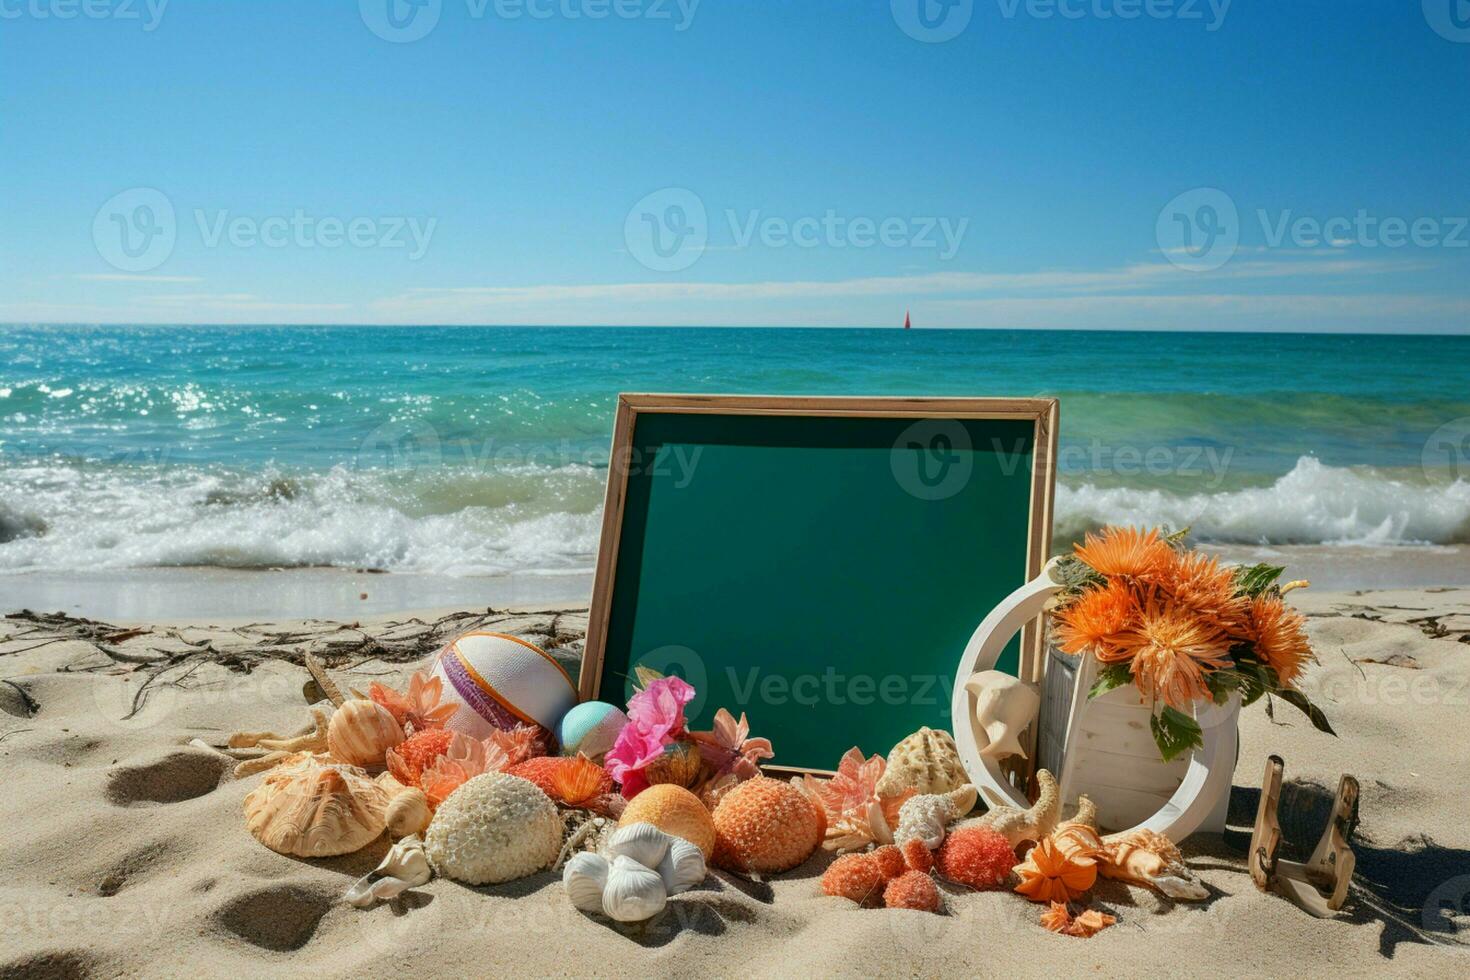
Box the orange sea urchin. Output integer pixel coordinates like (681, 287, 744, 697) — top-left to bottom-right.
(935, 826, 1016, 890)
(820, 852, 887, 907)
(711, 776, 825, 874)
(884, 870, 942, 912)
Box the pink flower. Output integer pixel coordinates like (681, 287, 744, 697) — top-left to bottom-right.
(605, 675, 695, 798)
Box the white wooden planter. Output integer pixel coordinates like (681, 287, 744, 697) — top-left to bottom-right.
(952, 557, 1239, 841)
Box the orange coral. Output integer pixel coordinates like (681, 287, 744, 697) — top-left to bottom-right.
(1245, 594, 1314, 686)
(884, 870, 942, 913)
(1112, 595, 1232, 710)
(1040, 901, 1072, 933)
(386, 728, 456, 787)
(820, 853, 886, 907)
(1055, 580, 1137, 659)
(712, 776, 825, 874)
(1073, 526, 1170, 580)
(935, 826, 1016, 890)
(1014, 838, 1097, 904)
(1067, 908, 1117, 937)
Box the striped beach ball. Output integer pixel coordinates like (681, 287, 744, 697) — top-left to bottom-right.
(430, 632, 578, 742)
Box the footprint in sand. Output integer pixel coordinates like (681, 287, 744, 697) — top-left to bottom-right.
(0, 950, 96, 980)
(104, 749, 232, 807)
(212, 883, 337, 952)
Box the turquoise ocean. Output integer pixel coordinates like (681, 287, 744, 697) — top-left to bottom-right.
(2, 325, 1468, 579)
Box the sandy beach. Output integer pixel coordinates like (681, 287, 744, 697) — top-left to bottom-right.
(2, 589, 1467, 979)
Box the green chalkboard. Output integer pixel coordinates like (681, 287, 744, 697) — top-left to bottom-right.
(585, 396, 1056, 774)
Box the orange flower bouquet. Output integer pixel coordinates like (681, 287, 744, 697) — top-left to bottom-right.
(1051, 526, 1335, 760)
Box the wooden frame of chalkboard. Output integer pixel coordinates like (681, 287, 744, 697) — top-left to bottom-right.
(581, 394, 1059, 776)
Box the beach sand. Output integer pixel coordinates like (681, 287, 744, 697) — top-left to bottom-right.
(2, 591, 1468, 979)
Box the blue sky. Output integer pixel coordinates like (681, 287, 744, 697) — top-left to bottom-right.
(1, 0, 1467, 330)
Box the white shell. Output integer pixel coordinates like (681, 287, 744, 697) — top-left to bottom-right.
(602, 854, 666, 922)
(603, 821, 671, 869)
(562, 852, 611, 913)
(343, 834, 432, 908)
(894, 784, 978, 850)
(656, 836, 706, 894)
(964, 670, 1040, 761)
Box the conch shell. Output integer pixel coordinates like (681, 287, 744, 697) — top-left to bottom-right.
(874, 727, 967, 798)
(244, 753, 390, 857)
(343, 834, 433, 907)
(963, 670, 1040, 761)
(328, 699, 405, 767)
(385, 787, 432, 839)
(961, 768, 1060, 847)
(1099, 828, 1208, 901)
(893, 784, 978, 850)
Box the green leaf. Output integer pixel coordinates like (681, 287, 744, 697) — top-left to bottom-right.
(1150, 705, 1204, 761)
(632, 665, 665, 691)
(1088, 663, 1134, 700)
(1053, 555, 1107, 593)
(1273, 688, 1338, 737)
(1234, 563, 1286, 598)
(1217, 657, 1277, 706)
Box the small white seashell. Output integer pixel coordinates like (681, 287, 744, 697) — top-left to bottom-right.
(601, 854, 667, 922)
(562, 852, 611, 913)
(603, 821, 671, 869)
(964, 670, 1040, 761)
(343, 834, 432, 908)
(894, 784, 978, 850)
(656, 836, 706, 895)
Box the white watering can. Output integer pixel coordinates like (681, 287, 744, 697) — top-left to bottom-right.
(951, 556, 1239, 841)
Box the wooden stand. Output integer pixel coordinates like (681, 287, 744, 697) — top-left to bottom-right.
(1249, 754, 1358, 917)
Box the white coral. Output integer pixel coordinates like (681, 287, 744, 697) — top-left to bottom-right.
(424, 773, 561, 885)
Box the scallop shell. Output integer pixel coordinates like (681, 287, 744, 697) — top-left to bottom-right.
(874, 727, 967, 798)
(327, 699, 405, 767)
(244, 753, 390, 857)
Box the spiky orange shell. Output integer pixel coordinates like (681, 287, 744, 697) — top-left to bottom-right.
(1040, 901, 1072, 933)
(872, 844, 906, 879)
(900, 838, 933, 874)
(883, 870, 942, 912)
(1014, 838, 1097, 904)
(820, 853, 886, 907)
(935, 826, 1016, 890)
(711, 776, 824, 874)
(619, 783, 718, 859)
(505, 756, 612, 806)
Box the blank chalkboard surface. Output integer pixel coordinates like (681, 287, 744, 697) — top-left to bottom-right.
(582, 395, 1057, 774)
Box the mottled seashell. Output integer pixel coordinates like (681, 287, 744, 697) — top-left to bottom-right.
(327, 699, 405, 767)
(964, 670, 1041, 760)
(343, 833, 432, 907)
(1100, 828, 1208, 901)
(874, 727, 967, 798)
(893, 784, 978, 850)
(244, 754, 390, 857)
(386, 788, 431, 839)
(960, 768, 1060, 848)
(643, 739, 703, 789)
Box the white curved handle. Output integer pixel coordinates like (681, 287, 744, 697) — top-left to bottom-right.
(951, 558, 1239, 842)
